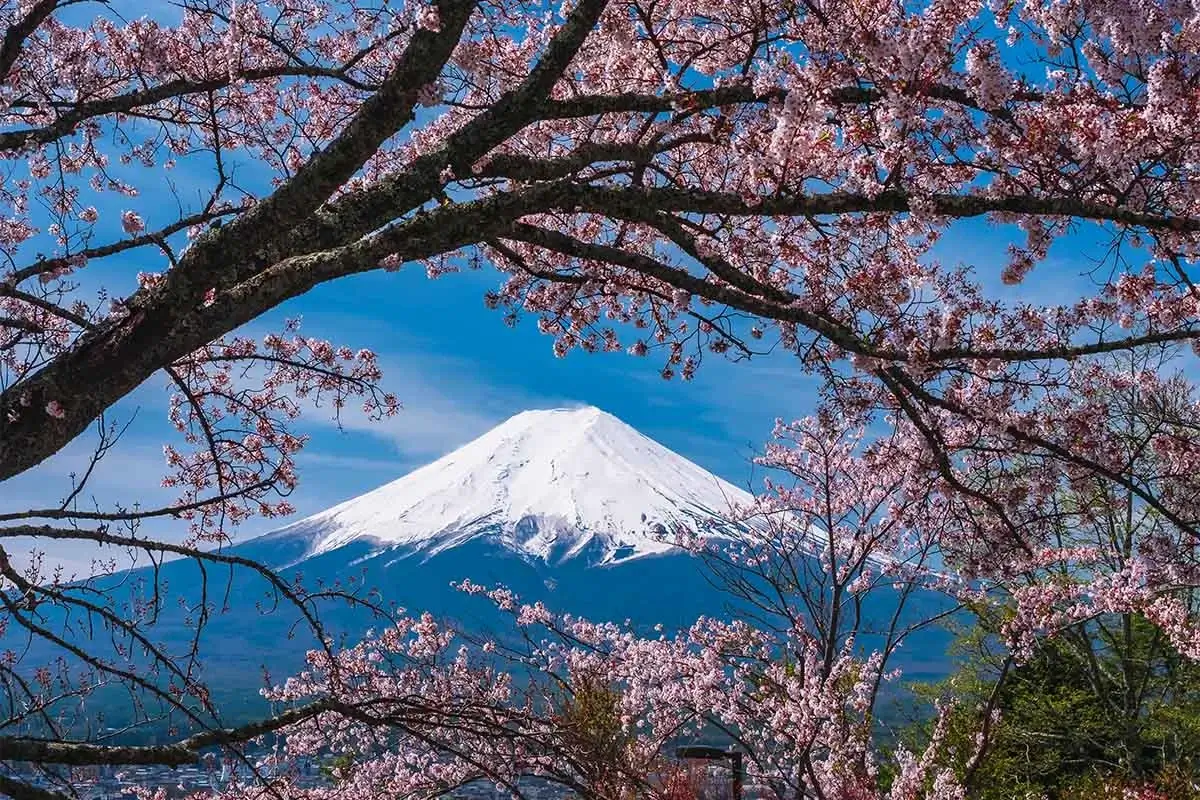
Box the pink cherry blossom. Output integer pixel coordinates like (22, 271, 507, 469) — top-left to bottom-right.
(121, 210, 145, 235)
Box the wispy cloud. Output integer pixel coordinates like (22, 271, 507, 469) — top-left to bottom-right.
(307, 350, 575, 460)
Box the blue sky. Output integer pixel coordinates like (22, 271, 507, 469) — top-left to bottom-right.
(0, 209, 1099, 577)
(0, 0, 1124, 573)
(1, 256, 819, 539)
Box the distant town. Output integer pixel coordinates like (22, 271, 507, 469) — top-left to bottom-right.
(7, 760, 742, 800)
(7, 763, 600, 800)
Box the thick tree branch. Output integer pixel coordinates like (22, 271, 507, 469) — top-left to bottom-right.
(567, 186, 1200, 233)
(0, 774, 67, 800)
(295, 0, 612, 265)
(108, 0, 478, 326)
(541, 82, 1048, 121)
(0, 181, 567, 481)
(0, 0, 479, 479)
(0, 700, 336, 767)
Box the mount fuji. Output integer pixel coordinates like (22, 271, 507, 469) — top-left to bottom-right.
(208, 406, 768, 650)
(262, 406, 755, 567)
(73, 407, 774, 714)
(35, 407, 953, 729)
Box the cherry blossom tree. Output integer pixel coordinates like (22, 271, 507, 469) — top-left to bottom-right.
(915, 350, 1200, 796)
(3, 0, 1200, 796)
(682, 411, 959, 685)
(200, 585, 973, 800)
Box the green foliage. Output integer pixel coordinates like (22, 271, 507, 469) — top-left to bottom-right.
(901, 614, 1200, 799)
(553, 673, 636, 796)
(557, 674, 627, 753)
(319, 751, 357, 780)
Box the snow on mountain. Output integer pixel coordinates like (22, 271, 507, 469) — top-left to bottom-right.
(271, 406, 757, 565)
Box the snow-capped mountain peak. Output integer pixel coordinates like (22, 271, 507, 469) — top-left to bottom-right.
(277, 406, 755, 565)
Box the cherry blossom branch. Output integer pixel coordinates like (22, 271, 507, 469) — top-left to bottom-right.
(0, 64, 389, 153)
(2, 207, 246, 289)
(0, 479, 275, 524)
(567, 185, 1200, 234)
(0, 522, 390, 706)
(0, 0, 58, 85)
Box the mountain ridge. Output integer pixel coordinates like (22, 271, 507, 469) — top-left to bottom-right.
(262, 406, 758, 567)
(3, 407, 956, 734)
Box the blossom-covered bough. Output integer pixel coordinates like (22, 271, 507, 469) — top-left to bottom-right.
(225, 571, 969, 800)
(1, 0, 1199, 796)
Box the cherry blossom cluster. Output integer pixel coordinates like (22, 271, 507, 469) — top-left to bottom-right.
(163, 320, 398, 542)
(203, 584, 976, 800)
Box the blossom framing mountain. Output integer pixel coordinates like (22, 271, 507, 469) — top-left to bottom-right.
(6, 407, 952, 735)
(210, 407, 949, 698)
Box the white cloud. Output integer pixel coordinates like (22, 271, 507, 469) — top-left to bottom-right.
(306, 351, 574, 460)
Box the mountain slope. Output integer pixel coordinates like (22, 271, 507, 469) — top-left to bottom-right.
(264, 406, 756, 565)
(4, 407, 956, 735)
